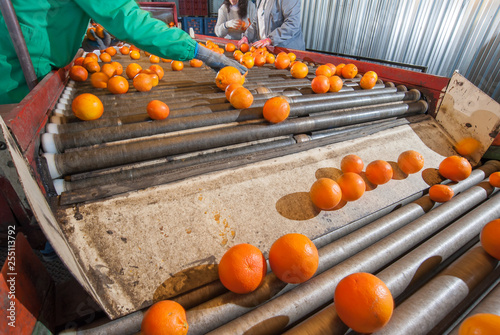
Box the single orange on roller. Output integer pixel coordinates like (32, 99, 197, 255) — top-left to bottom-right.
(107, 75, 129, 94)
(328, 75, 343, 92)
(290, 61, 309, 79)
(274, 53, 290, 69)
(229, 86, 254, 109)
(311, 75, 330, 94)
(341, 63, 358, 79)
(458, 313, 500, 335)
(90, 72, 109, 88)
(359, 71, 378, 89)
(397, 150, 424, 174)
(428, 184, 454, 202)
(133, 73, 153, 92)
(340, 154, 364, 174)
(141, 300, 188, 335)
(71, 93, 103, 121)
(225, 83, 243, 101)
(147, 100, 170, 120)
(310, 177, 342, 210)
(218, 243, 267, 294)
(215, 66, 245, 90)
(171, 60, 184, 71)
(489, 171, 500, 187)
(365, 160, 393, 185)
(149, 64, 164, 80)
(438, 155, 472, 182)
(189, 59, 203, 67)
(335, 272, 394, 333)
(126, 63, 142, 79)
(263, 96, 290, 124)
(315, 64, 333, 77)
(69, 65, 88, 82)
(337, 172, 366, 201)
(480, 219, 500, 260)
(225, 43, 236, 52)
(269, 233, 318, 284)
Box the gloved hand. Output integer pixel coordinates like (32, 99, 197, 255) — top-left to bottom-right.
(224, 19, 242, 30)
(196, 45, 247, 74)
(237, 36, 249, 48)
(81, 29, 116, 51)
(253, 38, 272, 48)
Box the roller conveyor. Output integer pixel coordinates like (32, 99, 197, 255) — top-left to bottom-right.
(2, 33, 500, 333)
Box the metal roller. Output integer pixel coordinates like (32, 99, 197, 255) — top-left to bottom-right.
(56, 164, 500, 335)
(202, 190, 500, 335)
(43, 101, 427, 178)
(448, 281, 500, 334)
(375, 245, 499, 335)
(42, 90, 419, 153)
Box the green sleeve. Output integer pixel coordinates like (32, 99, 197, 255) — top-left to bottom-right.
(74, 0, 197, 60)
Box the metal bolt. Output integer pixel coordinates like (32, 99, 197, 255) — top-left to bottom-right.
(0, 141, 6, 150)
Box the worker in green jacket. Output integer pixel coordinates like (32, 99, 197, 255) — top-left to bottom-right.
(0, 0, 246, 104)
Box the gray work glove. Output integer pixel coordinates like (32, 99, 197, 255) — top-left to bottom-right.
(82, 30, 116, 51)
(196, 45, 247, 74)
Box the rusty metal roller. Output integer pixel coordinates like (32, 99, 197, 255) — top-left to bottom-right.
(448, 281, 500, 334)
(375, 245, 499, 335)
(201, 191, 500, 335)
(43, 101, 427, 178)
(42, 90, 420, 154)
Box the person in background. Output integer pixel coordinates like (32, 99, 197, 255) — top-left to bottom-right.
(237, 0, 305, 50)
(0, 0, 246, 105)
(215, 0, 256, 40)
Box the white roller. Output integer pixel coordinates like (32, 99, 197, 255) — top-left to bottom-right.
(45, 123, 59, 134)
(52, 179, 66, 195)
(59, 97, 70, 104)
(43, 153, 61, 179)
(41, 133, 58, 154)
(50, 115, 63, 124)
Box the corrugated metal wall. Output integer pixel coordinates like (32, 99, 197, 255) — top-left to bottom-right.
(301, 0, 500, 102)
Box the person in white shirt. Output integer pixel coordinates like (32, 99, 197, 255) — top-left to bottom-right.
(215, 0, 256, 40)
(237, 0, 305, 50)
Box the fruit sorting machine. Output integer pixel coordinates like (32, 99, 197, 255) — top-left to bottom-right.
(1, 31, 500, 334)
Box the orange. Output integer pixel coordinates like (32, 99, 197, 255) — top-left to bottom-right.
(233, 50, 244, 62)
(365, 160, 393, 185)
(111, 61, 123, 76)
(274, 53, 291, 70)
(489, 171, 500, 187)
(310, 177, 342, 210)
(315, 64, 333, 77)
(162, 58, 172, 63)
(288, 52, 297, 62)
(85, 52, 98, 61)
(119, 46, 130, 55)
(141, 300, 188, 335)
(459, 313, 500, 335)
(429, 184, 454, 202)
(107, 75, 129, 94)
(74, 57, 85, 66)
(129, 45, 140, 52)
(225, 43, 236, 52)
(225, 83, 243, 101)
(147, 100, 170, 120)
(325, 63, 336, 73)
(95, 25, 105, 39)
(397, 150, 424, 174)
(311, 75, 330, 94)
(266, 53, 275, 64)
(84, 61, 100, 73)
(229, 86, 254, 109)
(171, 61, 184, 71)
(218, 243, 267, 294)
(149, 65, 164, 80)
(126, 63, 142, 79)
(69, 65, 88, 82)
(359, 71, 378, 89)
(269, 233, 318, 284)
(241, 55, 255, 69)
(105, 46, 116, 56)
(86, 27, 96, 41)
(133, 73, 153, 92)
(263, 96, 290, 124)
(455, 137, 481, 156)
(130, 50, 141, 60)
(480, 219, 500, 260)
(101, 63, 116, 78)
(144, 51, 151, 57)
(335, 63, 345, 76)
(342, 63, 358, 79)
(149, 55, 160, 63)
(71, 93, 104, 121)
(438, 155, 472, 182)
(328, 75, 343, 92)
(141, 69, 159, 87)
(215, 66, 245, 90)
(90, 72, 109, 89)
(290, 62, 309, 79)
(99, 52, 111, 63)
(341, 154, 364, 174)
(240, 43, 249, 53)
(189, 59, 203, 67)
(254, 54, 266, 67)
(337, 172, 366, 201)
(334, 272, 394, 333)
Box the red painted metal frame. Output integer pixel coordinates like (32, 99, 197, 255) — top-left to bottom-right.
(138, 2, 178, 26)
(195, 35, 450, 116)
